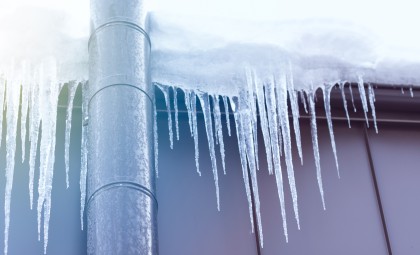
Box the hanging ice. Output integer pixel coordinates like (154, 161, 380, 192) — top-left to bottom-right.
(197, 92, 220, 210)
(368, 84, 378, 133)
(222, 96, 231, 137)
(339, 82, 351, 128)
(212, 95, 226, 175)
(308, 92, 326, 210)
(275, 73, 300, 229)
(173, 87, 180, 141)
(357, 76, 370, 128)
(157, 84, 174, 149)
(322, 84, 340, 178)
(80, 82, 88, 230)
(4, 65, 22, 255)
(264, 78, 288, 241)
(65, 81, 78, 188)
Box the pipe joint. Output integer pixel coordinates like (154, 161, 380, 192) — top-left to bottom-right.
(88, 19, 151, 51)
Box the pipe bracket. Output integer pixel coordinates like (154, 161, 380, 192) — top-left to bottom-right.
(88, 83, 154, 111)
(88, 20, 152, 50)
(86, 181, 158, 215)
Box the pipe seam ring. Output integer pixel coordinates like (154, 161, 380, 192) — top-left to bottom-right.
(86, 181, 158, 214)
(88, 20, 152, 51)
(88, 83, 154, 111)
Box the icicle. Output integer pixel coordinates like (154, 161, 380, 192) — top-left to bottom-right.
(357, 75, 370, 127)
(245, 68, 259, 170)
(237, 93, 264, 247)
(308, 92, 326, 210)
(339, 82, 351, 128)
(265, 78, 288, 241)
(232, 102, 255, 234)
(410, 86, 414, 97)
(322, 84, 340, 178)
(287, 67, 303, 165)
(212, 95, 226, 175)
(35, 59, 60, 253)
(275, 73, 300, 229)
(0, 76, 5, 147)
(80, 82, 88, 230)
(28, 71, 41, 209)
(173, 87, 180, 141)
(368, 84, 378, 134)
(197, 92, 220, 210)
(191, 91, 201, 176)
(4, 68, 22, 255)
(401, 87, 405, 94)
(184, 89, 194, 137)
(157, 84, 173, 149)
(64, 82, 78, 189)
(348, 83, 357, 112)
(154, 96, 159, 177)
(20, 62, 30, 162)
(254, 75, 273, 175)
(222, 96, 231, 136)
(299, 90, 308, 114)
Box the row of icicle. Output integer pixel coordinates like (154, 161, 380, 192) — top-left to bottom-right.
(155, 69, 379, 248)
(0, 59, 85, 255)
(0, 63, 380, 254)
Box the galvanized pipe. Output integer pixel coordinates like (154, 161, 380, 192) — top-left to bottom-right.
(86, 0, 158, 254)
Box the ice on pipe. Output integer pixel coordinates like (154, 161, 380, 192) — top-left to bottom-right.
(80, 84, 88, 230)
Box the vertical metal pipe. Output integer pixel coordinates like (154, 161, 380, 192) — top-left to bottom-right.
(87, 0, 158, 254)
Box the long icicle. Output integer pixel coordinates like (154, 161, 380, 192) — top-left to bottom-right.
(339, 82, 351, 128)
(222, 96, 231, 137)
(197, 92, 220, 210)
(308, 91, 326, 210)
(173, 87, 180, 141)
(322, 84, 340, 178)
(157, 84, 174, 149)
(232, 100, 255, 234)
(253, 73, 273, 175)
(238, 92, 264, 247)
(357, 75, 370, 127)
(368, 84, 378, 133)
(287, 67, 303, 165)
(64, 82, 78, 188)
(191, 91, 201, 176)
(4, 68, 21, 255)
(20, 62, 30, 163)
(80, 82, 88, 230)
(276, 73, 300, 229)
(28, 70, 41, 209)
(265, 78, 288, 241)
(212, 95, 226, 174)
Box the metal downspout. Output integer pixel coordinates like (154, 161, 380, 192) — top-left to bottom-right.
(86, 0, 158, 254)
